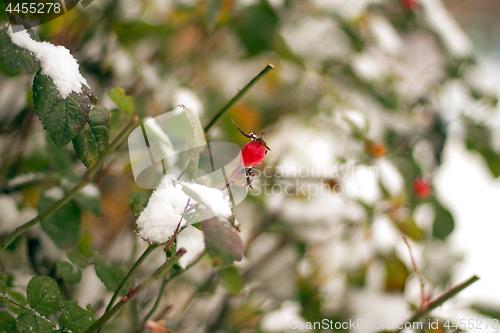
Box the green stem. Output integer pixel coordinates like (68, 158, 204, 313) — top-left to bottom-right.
(105, 243, 161, 313)
(203, 64, 274, 132)
(139, 276, 167, 328)
(83, 248, 186, 333)
(397, 275, 479, 332)
(0, 117, 139, 255)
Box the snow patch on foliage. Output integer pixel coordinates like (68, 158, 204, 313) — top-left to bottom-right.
(136, 176, 232, 244)
(7, 25, 89, 98)
(136, 177, 191, 244)
(181, 182, 232, 219)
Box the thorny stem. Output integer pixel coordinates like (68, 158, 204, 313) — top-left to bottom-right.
(203, 64, 274, 132)
(403, 237, 426, 312)
(0, 117, 140, 255)
(164, 198, 191, 252)
(396, 275, 480, 333)
(83, 248, 186, 333)
(105, 243, 161, 313)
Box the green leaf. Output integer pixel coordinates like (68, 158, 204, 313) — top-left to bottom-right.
(38, 188, 81, 249)
(0, 311, 17, 333)
(94, 258, 130, 295)
(432, 198, 455, 241)
(0, 26, 40, 75)
(72, 106, 111, 168)
(16, 310, 53, 333)
(81, 0, 95, 8)
(205, 0, 223, 31)
(0, 273, 7, 295)
(57, 261, 82, 284)
(234, 2, 278, 57)
(108, 87, 135, 116)
(471, 303, 500, 320)
(110, 109, 126, 133)
(218, 266, 243, 295)
(59, 300, 95, 333)
(78, 232, 94, 258)
(128, 191, 151, 218)
(33, 70, 94, 147)
(202, 218, 244, 266)
(26, 276, 61, 316)
(383, 254, 409, 292)
(73, 184, 102, 216)
(46, 132, 72, 173)
(66, 250, 88, 269)
(390, 217, 424, 242)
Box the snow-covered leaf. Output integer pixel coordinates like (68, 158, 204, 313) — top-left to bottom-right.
(33, 70, 94, 147)
(26, 276, 61, 316)
(73, 106, 111, 168)
(0, 25, 40, 75)
(202, 218, 243, 266)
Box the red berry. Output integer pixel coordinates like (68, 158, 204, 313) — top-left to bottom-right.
(401, 0, 419, 12)
(232, 120, 270, 168)
(242, 141, 268, 167)
(413, 178, 431, 199)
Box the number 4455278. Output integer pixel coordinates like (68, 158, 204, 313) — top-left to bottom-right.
(5, 2, 61, 14)
(444, 319, 499, 330)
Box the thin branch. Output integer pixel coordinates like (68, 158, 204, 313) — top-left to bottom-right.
(397, 275, 480, 332)
(0, 117, 140, 255)
(203, 64, 274, 132)
(83, 248, 187, 333)
(403, 237, 425, 312)
(104, 243, 161, 313)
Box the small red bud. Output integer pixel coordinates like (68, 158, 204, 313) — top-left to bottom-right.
(413, 178, 431, 199)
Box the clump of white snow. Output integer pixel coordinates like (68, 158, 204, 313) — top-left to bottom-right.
(7, 24, 89, 99)
(136, 177, 191, 244)
(181, 181, 232, 219)
(136, 175, 233, 244)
